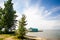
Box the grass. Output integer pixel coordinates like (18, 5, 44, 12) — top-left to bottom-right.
(0, 38, 4, 40)
(0, 34, 19, 40)
(0, 34, 32, 40)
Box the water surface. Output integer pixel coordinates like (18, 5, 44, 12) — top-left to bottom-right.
(26, 30, 60, 40)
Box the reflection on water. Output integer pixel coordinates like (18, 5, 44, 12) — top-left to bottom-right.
(26, 30, 60, 40)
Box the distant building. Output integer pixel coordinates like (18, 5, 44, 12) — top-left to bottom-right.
(29, 28, 38, 32)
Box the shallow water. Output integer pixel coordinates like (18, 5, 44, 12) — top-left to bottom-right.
(26, 30, 60, 40)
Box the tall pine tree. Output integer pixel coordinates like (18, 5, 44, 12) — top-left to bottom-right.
(18, 14, 27, 39)
(0, 7, 3, 31)
(0, 7, 5, 31)
(4, 0, 16, 33)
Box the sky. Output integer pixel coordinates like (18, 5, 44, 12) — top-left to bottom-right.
(0, 0, 60, 30)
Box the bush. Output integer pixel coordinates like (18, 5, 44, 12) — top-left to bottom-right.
(0, 30, 2, 34)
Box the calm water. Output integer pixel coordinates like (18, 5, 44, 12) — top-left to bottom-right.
(26, 30, 60, 40)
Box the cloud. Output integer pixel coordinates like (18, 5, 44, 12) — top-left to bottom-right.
(44, 7, 60, 17)
(13, 0, 31, 13)
(22, 4, 59, 29)
(20, 0, 60, 30)
(0, 0, 60, 30)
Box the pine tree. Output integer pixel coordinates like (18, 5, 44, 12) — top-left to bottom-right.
(0, 7, 3, 31)
(4, 0, 16, 33)
(0, 7, 4, 31)
(18, 14, 27, 39)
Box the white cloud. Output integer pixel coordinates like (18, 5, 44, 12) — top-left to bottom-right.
(44, 7, 60, 17)
(0, 0, 60, 30)
(15, 13, 22, 20)
(22, 5, 60, 30)
(20, 1, 60, 30)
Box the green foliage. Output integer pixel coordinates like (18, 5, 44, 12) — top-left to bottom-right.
(0, 8, 2, 30)
(0, 7, 4, 32)
(0, 0, 17, 33)
(18, 14, 27, 39)
(3, 0, 16, 33)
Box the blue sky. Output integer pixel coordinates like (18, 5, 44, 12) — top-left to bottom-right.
(0, 0, 60, 30)
(41, 0, 60, 9)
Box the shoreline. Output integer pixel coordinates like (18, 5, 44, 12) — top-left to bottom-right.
(25, 35, 47, 40)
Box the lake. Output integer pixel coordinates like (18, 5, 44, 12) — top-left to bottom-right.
(26, 30, 60, 40)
